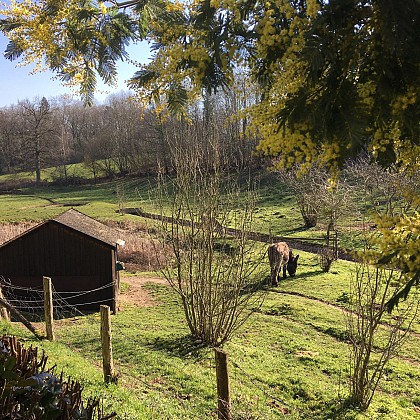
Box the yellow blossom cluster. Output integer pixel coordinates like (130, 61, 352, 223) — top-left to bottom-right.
(391, 86, 417, 114)
(374, 212, 420, 282)
(393, 140, 420, 175)
(357, 80, 377, 108)
(253, 0, 309, 64)
(371, 123, 401, 157)
(255, 117, 317, 170)
(2, 0, 77, 65)
(1, 0, 121, 98)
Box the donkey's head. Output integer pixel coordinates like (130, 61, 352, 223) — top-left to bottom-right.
(287, 252, 299, 277)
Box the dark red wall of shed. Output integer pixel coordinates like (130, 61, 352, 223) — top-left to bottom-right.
(0, 221, 116, 310)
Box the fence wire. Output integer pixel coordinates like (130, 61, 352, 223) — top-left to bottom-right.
(0, 277, 114, 320)
(0, 276, 304, 419)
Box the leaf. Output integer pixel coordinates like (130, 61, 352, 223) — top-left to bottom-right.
(4, 355, 16, 372)
(128, 68, 159, 88)
(79, 65, 97, 107)
(0, 18, 22, 32)
(377, 250, 399, 265)
(167, 83, 188, 115)
(3, 40, 23, 61)
(386, 271, 420, 313)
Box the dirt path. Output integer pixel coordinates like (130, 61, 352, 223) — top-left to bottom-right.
(119, 275, 168, 308)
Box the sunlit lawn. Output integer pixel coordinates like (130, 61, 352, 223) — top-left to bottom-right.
(0, 169, 418, 418)
(2, 258, 419, 419)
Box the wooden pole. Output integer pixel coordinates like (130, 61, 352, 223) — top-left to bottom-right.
(100, 305, 116, 383)
(111, 251, 118, 314)
(334, 230, 339, 259)
(0, 286, 10, 321)
(214, 348, 232, 420)
(43, 276, 55, 341)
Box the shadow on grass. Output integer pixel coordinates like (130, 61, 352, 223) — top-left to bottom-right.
(296, 270, 325, 279)
(240, 278, 271, 295)
(147, 334, 208, 358)
(265, 270, 324, 288)
(276, 270, 325, 282)
(282, 225, 313, 235)
(308, 398, 360, 420)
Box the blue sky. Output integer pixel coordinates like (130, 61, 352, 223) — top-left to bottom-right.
(0, 32, 151, 107)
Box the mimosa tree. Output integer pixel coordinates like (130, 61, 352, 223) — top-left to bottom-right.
(1, 0, 419, 307)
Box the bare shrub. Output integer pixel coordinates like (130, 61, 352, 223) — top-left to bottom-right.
(117, 233, 168, 272)
(276, 164, 327, 228)
(318, 248, 336, 273)
(105, 220, 169, 272)
(345, 154, 419, 218)
(345, 153, 419, 310)
(346, 263, 419, 410)
(0, 222, 37, 245)
(278, 163, 355, 273)
(153, 119, 267, 347)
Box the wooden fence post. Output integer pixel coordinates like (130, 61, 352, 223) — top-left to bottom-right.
(334, 230, 339, 259)
(43, 276, 55, 341)
(100, 305, 116, 383)
(111, 251, 118, 315)
(214, 348, 232, 420)
(0, 286, 10, 321)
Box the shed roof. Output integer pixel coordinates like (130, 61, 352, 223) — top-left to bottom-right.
(0, 209, 121, 250)
(52, 209, 120, 247)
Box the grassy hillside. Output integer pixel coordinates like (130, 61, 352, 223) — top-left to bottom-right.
(1, 257, 419, 419)
(0, 169, 367, 251)
(0, 170, 418, 419)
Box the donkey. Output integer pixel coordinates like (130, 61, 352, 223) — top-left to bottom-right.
(268, 242, 299, 286)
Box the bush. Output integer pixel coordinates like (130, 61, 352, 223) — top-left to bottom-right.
(0, 335, 115, 420)
(318, 247, 337, 273)
(104, 220, 169, 272)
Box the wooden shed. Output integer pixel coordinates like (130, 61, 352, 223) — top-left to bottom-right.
(0, 209, 123, 312)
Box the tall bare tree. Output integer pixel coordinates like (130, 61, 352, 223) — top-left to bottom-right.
(17, 97, 57, 184)
(0, 106, 22, 174)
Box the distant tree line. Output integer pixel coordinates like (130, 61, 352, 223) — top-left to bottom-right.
(0, 88, 260, 184)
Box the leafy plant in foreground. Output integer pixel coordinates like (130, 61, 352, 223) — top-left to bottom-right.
(0, 335, 115, 420)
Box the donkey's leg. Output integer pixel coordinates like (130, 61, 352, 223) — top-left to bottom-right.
(282, 264, 287, 279)
(272, 263, 280, 286)
(270, 266, 277, 286)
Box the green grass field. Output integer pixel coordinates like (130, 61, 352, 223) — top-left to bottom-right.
(1, 266, 419, 419)
(0, 168, 366, 249)
(0, 170, 419, 419)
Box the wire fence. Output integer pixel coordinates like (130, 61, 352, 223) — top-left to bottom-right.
(0, 276, 303, 419)
(0, 277, 115, 320)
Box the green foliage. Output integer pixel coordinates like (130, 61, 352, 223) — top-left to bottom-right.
(1, 0, 141, 106)
(273, 0, 420, 168)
